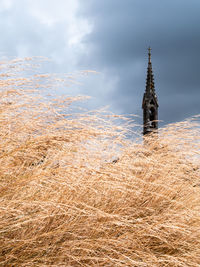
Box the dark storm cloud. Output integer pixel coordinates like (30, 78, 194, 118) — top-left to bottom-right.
(78, 0, 200, 124)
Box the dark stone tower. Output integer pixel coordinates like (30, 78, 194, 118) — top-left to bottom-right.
(142, 47, 159, 135)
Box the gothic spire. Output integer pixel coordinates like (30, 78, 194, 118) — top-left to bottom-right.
(146, 47, 155, 94)
(142, 47, 159, 135)
(148, 47, 151, 63)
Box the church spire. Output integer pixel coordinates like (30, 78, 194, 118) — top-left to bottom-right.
(146, 47, 155, 94)
(148, 47, 151, 63)
(142, 47, 159, 135)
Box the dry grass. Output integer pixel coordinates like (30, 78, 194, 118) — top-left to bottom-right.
(0, 59, 200, 266)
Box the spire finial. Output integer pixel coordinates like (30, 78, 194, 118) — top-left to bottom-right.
(148, 47, 151, 63)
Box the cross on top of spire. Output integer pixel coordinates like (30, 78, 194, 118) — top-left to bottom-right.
(148, 47, 151, 63)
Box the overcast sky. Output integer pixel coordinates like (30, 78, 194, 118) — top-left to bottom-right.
(0, 0, 200, 125)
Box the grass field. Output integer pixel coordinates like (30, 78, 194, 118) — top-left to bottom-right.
(0, 59, 200, 266)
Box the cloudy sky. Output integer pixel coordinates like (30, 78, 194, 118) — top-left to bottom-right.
(0, 0, 200, 125)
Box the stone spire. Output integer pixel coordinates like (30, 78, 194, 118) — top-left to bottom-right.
(145, 47, 155, 94)
(142, 47, 159, 135)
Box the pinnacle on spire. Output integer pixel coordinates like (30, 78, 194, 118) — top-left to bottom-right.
(146, 47, 154, 92)
(148, 47, 151, 64)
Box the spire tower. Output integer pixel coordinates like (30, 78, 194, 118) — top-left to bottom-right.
(142, 47, 159, 135)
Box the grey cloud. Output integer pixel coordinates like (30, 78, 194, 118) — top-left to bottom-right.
(78, 0, 200, 124)
(0, 2, 73, 71)
(0, 1, 92, 97)
(0, 0, 200, 127)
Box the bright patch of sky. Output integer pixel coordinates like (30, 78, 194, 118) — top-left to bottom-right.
(0, 0, 13, 10)
(26, 0, 91, 47)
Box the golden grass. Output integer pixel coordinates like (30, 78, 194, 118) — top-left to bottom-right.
(0, 59, 200, 266)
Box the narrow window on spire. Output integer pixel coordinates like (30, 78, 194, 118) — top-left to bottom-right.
(149, 107, 156, 128)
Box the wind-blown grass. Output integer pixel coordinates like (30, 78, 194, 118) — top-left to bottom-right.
(0, 59, 200, 266)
